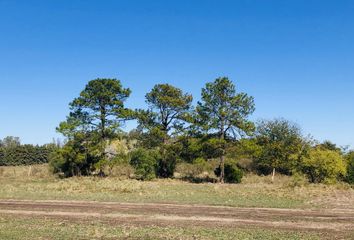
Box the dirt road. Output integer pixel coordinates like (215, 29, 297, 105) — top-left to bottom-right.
(0, 199, 353, 235)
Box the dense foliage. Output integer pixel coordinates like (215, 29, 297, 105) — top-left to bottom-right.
(53, 79, 133, 176)
(130, 148, 159, 180)
(254, 119, 309, 180)
(345, 151, 354, 184)
(0, 137, 57, 166)
(215, 163, 243, 183)
(195, 77, 255, 182)
(300, 147, 347, 183)
(35, 77, 354, 185)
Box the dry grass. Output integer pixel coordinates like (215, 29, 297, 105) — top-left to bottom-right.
(1, 165, 354, 239)
(0, 165, 353, 209)
(0, 164, 51, 179)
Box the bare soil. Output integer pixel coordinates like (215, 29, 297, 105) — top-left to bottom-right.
(0, 199, 354, 237)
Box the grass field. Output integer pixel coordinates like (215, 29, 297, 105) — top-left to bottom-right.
(0, 164, 353, 209)
(0, 215, 329, 240)
(0, 165, 353, 240)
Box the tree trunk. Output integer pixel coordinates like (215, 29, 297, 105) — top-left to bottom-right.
(99, 104, 107, 160)
(271, 168, 276, 183)
(219, 117, 225, 184)
(220, 155, 225, 183)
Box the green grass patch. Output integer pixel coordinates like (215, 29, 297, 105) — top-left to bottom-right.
(0, 215, 327, 240)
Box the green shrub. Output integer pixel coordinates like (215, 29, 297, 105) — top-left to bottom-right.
(155, 146, 177, 178)
(300, 148, 347, 183)
(130, 148, 158, 180)
(0, 148, 5, 166)
(215, 164, 243, 183)
(49, 139, 98, 177)
(346, 152, 354, 184)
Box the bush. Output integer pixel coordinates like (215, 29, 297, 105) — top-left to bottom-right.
(346, 152, 354, 184)
(130, 148, 159, 180)
(175, 158, 216, 178)
(49, 140, 98, 177)
(155, 146, 177, 178)
(0, 148, 5, 166)
(300, 148, 347, 183)
(215, 164, 243, 183)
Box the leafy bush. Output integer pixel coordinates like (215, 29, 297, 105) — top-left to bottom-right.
(155, 146, 177, 178)
(130, 148, 159, 180)
(300, 148, 347, 183)
(215, 164, 243, 183)
(346, 152, 354, 184)
(49, 139, 99, 177)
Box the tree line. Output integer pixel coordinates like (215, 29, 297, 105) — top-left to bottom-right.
(0, 136, 58, 166)
(4, 77, 353, 184)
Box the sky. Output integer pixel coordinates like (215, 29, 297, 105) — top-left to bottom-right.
(0, 0, 353, 148)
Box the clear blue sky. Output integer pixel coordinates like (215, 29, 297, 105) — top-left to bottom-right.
(0, 0, 353, 148)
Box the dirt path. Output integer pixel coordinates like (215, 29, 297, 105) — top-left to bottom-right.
(0, 199, 353, 234)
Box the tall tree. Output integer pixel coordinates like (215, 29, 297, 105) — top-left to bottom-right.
(55, 78, 132, 176)
(137, 83, 193, 145)
(196, 77, 255, 183)
(136, 83, 193, 178)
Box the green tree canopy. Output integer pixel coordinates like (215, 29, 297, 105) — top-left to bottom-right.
(134, 84, 193, 178)
(53, 78, 132, 176)
(58, 79, 132, 154)
(196, 77, 255, 182)
(59, 79, 132, 138)
(136, 83, 193, 145)
(255, 118, 309, 180)
(316, 140, 342, 153)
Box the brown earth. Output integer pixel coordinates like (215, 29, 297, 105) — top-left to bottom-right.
(0, 199, 354, 237)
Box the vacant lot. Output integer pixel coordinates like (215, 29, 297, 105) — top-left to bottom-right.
(0, 165, 354, 239)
